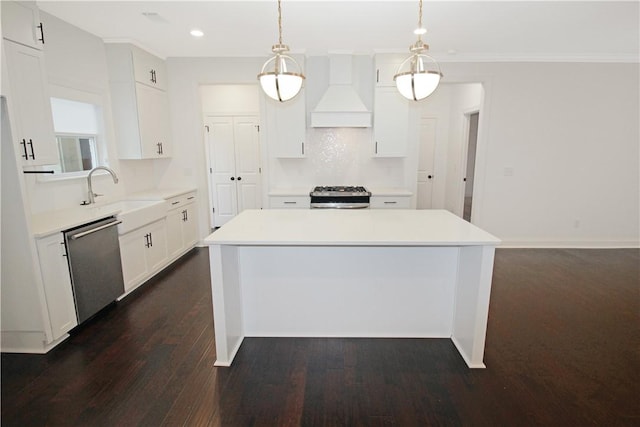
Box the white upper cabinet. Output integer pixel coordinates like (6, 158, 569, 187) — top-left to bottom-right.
(373, 87, 409, 157)
(131, 45, 167, 91)
(2, 40, 59, 166)
(265, 89, 306, 158)
(375, 61, 401, 87)
(1, 1, 44, 50)
(105, 43, 171, 159)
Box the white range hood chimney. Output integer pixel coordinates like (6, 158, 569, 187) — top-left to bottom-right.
(311, 54, 371, 128)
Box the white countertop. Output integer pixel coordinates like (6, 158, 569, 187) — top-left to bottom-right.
(127, 187, 196, 200)
(205, 209, 500, 246)
(31, 187, 196, 238)
(368, 188, 413, 196)
(31, 204, 123, 237)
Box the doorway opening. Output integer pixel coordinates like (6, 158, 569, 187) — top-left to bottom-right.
(463, 112, 479, 221)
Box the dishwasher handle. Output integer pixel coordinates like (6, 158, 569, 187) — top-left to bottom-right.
(70, 220, 122, 240)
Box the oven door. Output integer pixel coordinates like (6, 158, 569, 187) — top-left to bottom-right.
(310, 195, 370, 209)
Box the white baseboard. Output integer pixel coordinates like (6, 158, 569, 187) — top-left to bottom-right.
(499, 241, 639, 249)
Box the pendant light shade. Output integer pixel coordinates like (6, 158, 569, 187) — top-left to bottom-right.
(394, 0, 442, 101)
(258, 46, 305, 102)
(258, 0, 305, 102)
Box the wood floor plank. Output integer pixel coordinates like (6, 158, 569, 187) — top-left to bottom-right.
(2, 247, 639, 426)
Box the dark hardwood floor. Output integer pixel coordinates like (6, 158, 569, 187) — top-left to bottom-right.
(2, 247, 639, 426)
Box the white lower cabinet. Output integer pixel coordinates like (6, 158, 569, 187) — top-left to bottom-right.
(166, 192, 198, 260)
(119, 219, 167, 292)
(370, 195, 412, 209)
(35, 233, 78, 341)
(269, 196, 310, 209)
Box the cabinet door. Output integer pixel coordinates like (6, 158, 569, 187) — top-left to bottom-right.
(3, 41, 58, 166)
(131, 46, 167, 91)
(165, 208, 184, 260)
(1, 1, 42, 50)
(269, 90, 306, 158)
(145, 220, 167, 273)
(373, 88, 409, 157)
(119, 229, 148, 291)
(36, 233, 78, 340)
(136, 82, 171, 158)
(182, 204, 198, 247)
(375, 61, 400, 87)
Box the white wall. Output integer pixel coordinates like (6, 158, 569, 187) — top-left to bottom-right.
(25, 13, 155, 214)
(162, 57, 266, 237)
(440, 62, 639, 246)
(167, 57, 639, 247)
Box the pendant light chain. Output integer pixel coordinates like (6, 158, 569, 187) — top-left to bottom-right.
(417, 0, 423, 42)
(278, 0, 283, 46)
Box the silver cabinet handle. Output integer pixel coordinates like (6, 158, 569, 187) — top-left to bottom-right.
(384, 201, 397, 204)
(283, 201, 297, 204)
(70, 220, 122, 240)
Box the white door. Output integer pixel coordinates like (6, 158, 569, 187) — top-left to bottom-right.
(417, 117, 437, 209)
(233, 117, 262, 212)
(207, 116, 261, 227)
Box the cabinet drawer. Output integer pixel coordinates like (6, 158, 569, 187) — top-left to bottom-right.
(167, 192, 197, 210)
(269, 196, 310, 209)
(370, 196, 411, 209)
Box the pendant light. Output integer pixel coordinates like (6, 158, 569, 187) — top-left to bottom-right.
(393, 0, 442, 101)
(258, 0, 305, 102)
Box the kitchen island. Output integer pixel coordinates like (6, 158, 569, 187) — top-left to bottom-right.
(204, 209, 500, 368)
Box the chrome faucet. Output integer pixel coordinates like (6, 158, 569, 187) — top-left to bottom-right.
(84, 166, 119, 205)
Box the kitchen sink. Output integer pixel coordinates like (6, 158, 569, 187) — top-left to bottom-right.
(90, 200, 168, 234)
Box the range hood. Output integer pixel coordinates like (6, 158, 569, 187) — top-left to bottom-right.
(311, 54, 371, 128)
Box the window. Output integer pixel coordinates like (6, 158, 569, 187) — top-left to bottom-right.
(54, 134, 98, 173)
(43, 88, 109, 179)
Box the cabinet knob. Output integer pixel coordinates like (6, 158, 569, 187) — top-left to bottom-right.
(237, 176, 242, 181)
(428, 175, 433, 179)
(230, 177, 235, 181)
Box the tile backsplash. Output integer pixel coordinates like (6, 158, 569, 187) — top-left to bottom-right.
(270, 127, 405, 189)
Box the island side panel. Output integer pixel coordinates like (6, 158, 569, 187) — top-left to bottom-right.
(451, 245, 496, 368)
(237, 246, 458, 337)
(209, 244, 244, 366)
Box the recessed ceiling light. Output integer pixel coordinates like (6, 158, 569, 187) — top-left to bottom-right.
(190, 29, 204, 38)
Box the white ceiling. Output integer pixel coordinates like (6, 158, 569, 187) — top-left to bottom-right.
(37, 1, 639, 61)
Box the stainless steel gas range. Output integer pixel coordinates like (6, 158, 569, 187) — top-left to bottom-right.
(309, 186, 371, 209)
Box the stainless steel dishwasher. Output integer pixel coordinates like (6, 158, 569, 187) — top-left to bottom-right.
(63, 216, 125, 324)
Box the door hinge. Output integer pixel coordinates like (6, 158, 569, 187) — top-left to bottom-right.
(209, 167, 212, 173)
(259, 167, 262, 173)
(255, 125, 260, 132)
(205, 125, 210, 132)
(212, 207, 215, 213)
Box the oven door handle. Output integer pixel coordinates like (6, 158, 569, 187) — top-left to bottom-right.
(70, 220, 122, 240)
